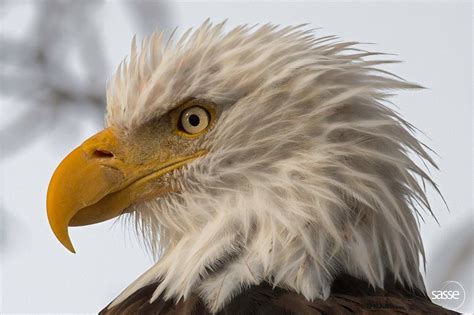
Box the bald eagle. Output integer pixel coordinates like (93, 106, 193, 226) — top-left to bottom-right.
(47, 21, 457, 314)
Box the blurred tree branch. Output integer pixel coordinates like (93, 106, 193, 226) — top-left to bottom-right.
(0, 0, 174, 160)
(125, 0, 174, 37)
(0, 1, 106, 160)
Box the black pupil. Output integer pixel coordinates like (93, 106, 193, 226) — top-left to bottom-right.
(188, 114, 200, 127)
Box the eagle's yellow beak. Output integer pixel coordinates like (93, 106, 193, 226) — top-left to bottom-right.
(47, 127, 204, 253)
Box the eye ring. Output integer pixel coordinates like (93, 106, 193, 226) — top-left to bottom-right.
(180, 106, 210, 135)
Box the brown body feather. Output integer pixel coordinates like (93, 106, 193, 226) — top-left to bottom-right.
(101, 274, 457, 314)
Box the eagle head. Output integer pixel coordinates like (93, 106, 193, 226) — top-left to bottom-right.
(47, 21, 438, 312)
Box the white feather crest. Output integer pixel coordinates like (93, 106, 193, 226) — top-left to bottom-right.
(107, 21, 440, 313)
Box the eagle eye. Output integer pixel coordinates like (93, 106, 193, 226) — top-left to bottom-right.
(180, 106, 210, 135)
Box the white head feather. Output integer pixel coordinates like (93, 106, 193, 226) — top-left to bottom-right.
(106, 21, 439, 313)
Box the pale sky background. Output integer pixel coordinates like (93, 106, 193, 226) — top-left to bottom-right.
(0, 1, 472, 314)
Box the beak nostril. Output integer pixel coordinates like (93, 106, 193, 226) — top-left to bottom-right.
(92, 149, 114, 159)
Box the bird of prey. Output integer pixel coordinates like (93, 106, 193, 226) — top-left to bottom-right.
(46, 21, 457, 314)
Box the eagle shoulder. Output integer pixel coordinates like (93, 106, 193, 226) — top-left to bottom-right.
(100, 274, 458, 315)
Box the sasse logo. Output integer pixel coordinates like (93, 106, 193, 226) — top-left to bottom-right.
(431, 290, 460, 300)
(430, 281, 465, 311)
